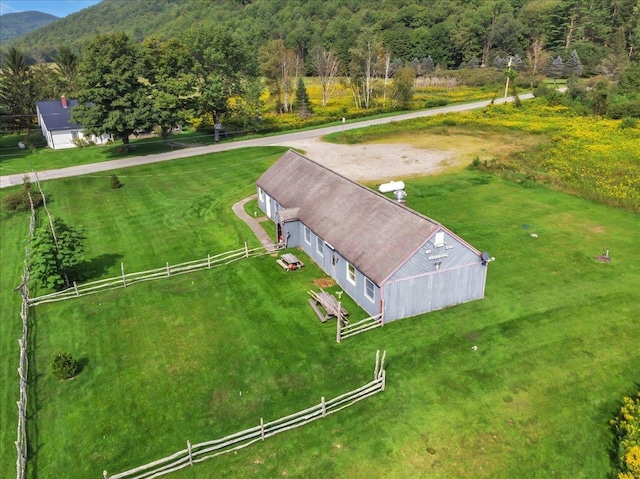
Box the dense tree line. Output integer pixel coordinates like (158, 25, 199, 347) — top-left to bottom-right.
(7, 0, 639, 73)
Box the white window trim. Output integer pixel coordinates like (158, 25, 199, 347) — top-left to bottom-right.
(316, 236, 324, 256)
(364, 278, 375, 302)
(304, 226, 311, 244)
(346, 262, 356, 285)
(258, 187, 264, 201)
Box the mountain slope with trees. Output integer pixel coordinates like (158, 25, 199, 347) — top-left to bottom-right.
(6, 0, 639, 75)
(0, 11, 59, 42)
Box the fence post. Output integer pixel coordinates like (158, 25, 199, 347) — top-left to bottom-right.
(336, 313, 341, 343)
(207, 253, 211, 269)
(166, 262, 170, 277)
(380, 350, 386, 378)
(187, 440, 193, 466)
(381, 369, 386, 391)
(260, 418, 265, 440)
(73, 281, 79, 297)
(321, 396, 326, 418)
(121, 263, 127, 288)
(244, 242, 249, 258)
(103, 470, 109, 479)
(374, 350, 380, 380)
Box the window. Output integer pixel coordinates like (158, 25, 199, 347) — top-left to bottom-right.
(316, 237, 323, 256)
(346, 262, 356, 284)
(258, 187, 264, 201)
(304, 226, 311, 244)
(365, 278, 375, 301)
(434, 231, 445, 247)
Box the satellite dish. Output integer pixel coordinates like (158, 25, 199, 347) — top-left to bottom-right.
(481, 252, 490, 265)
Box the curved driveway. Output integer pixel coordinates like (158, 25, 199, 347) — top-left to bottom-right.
(0, 94, 532, 189)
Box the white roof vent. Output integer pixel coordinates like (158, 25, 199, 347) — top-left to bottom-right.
(378, 181, 405, 193)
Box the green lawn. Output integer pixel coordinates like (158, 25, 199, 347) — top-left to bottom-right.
(1, 147, 639, 478)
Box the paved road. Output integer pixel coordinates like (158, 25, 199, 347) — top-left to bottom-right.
(0, 93, 532, 189)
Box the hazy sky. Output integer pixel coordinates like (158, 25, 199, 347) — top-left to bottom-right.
(0, 0, 102, 18)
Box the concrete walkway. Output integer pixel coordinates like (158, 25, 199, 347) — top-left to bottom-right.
(0, 94, 533, 189)
(232, 194, 276, 249)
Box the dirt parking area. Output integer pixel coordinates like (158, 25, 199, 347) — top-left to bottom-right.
(273, 137, 465, 183)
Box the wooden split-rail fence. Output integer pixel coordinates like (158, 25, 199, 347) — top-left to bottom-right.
(28, 243, 283, 306)
(14, 194, 36, 479)
(103, 351, 387, 479)
(336, 312, 384, 342)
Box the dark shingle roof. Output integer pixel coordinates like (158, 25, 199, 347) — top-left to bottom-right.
(36, 99, 81, 131)
(257, 150, 442, 284)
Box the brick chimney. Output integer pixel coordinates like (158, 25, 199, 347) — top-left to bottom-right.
(61, 96, 68, 108)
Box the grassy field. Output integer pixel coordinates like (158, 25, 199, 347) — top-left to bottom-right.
(1, 141, 639, 478)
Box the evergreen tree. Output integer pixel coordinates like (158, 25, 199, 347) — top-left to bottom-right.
(565, 49, 583, 77)
(467, 57, 480, 68)
(0, 47, 35, 130)
(424, 56, 435, 73)
(548, 55, 566, 79)
(295, 77, 312, 118)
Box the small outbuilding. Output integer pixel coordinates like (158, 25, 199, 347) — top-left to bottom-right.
(256, 150, 491, 323)
(36, 96, 111, 150)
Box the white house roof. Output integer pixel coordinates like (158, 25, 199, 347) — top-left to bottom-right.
(257, 150, 457, 284)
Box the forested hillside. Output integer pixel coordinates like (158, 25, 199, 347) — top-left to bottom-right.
(6, 0, 639, 74)
(0, 11, 58, 42)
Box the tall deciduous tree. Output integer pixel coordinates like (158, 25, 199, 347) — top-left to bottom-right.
(391, 65, 415, 108)
(72, 33, 153, 148)
(310, 45, 340, 107)
(259, 39, 300, 114)
(142, 37, 196, 145)
(182, 27, 258, 124)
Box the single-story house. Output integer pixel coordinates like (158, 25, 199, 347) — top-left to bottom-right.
(36, 96, 111, 150)
(256, 150, 491, 323)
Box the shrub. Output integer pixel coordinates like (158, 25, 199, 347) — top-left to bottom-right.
(51, 352, 79, 380)
(424, 98, 449, 108)
(620, 117, 638, 129)
(110, 174, 122, 189)
(2, 176, 43, 212)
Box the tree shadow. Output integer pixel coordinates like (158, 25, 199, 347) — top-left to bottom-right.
(77, 356, 89, 375)
(79, 253, 123, 281)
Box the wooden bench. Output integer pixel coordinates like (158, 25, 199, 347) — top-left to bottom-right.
(308, 289, 349, 324)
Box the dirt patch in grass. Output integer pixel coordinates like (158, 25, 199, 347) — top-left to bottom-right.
(313, 277, 336, 288)
(276, 131, 541, 182)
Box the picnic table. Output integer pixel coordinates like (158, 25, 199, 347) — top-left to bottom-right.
(308, 289, 349, 324)
(276, 253, 304, 271)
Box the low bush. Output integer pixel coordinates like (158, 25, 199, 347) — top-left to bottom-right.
(110, 175, 122, 189)
(2, 177, 43, 212)
(51, 352, 79, 380)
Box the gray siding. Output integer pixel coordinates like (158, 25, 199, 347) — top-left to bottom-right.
(388, 229, 480, 281)
(383, 264, 486, 322)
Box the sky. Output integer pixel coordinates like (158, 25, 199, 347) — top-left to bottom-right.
(0, 0, 102, 18)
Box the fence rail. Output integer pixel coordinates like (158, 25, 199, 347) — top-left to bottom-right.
(337, 312, 384, 342)
(29, 243, 283, 306)
(104, 351, 387, 479)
